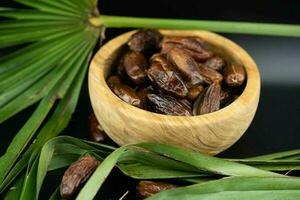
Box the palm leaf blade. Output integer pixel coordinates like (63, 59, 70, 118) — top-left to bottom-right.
(247, 149, 300, 160)
(3, 173, 25, 200)
(58, 0, 88, 14)
(0, 20, 77, 29)
(0, 30, 83, 87)
(0, 10, 79, 21)
(148, 177, 300, 200)
(0, 93, 56, 185)
(136, 143, 282, 177)
(0, 39, 85, 122)
(0, 24, 82, 48)
(0, 24, 82, 35)
(0, 38, 96, 193)
(19, 157, 38, 200)
(15, 0, 85, 18)
(0, 31, 95, 181)
(48, 186, 62, 200)
(0, 27, 83, 73)
(119, 163, 204, 179)
(0, 0, 99, 197)
(0, 37, 88, 120)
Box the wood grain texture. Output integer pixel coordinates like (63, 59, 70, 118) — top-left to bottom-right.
(88, 30, 260, 155)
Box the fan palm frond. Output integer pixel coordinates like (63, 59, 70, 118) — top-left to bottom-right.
(0, 0, 100, 195)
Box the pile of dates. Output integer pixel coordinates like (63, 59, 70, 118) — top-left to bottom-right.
(107, 29, 246, 116)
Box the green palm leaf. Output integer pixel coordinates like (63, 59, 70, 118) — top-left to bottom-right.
(0, 27, 83, 79)
(0, 20, 77, 29)
(0, 10, 79, 20)
(3, 173, 25, 200)
(148, 177, 300, 200)
(14, 0, 84, 17)
(34, 137, 298, 199)
(0, 0, 100, 197)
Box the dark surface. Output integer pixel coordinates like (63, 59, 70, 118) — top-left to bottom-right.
(1, 0, 300, 199)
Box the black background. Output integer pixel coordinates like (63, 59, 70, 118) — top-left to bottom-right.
(1, 1, 300, 199)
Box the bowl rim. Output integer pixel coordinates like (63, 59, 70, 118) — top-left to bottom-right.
(89, 29, 261, 124)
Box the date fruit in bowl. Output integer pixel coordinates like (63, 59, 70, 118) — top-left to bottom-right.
(105, 29, 246, 117)
(88, 29, 260, 155)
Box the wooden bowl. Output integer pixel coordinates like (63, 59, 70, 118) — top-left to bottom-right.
(89, 30, 260, 155)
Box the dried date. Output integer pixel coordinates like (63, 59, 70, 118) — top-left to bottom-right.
(136, 181, 177, 199)
(147, 62, 188, 98)
(179, 99, 192, 110)
(198, 63, 223, 84)
(223, 63, 246, 86)
(117, 56, 126, 78)
(89, 113, 106, 142)
(150, 53, 169, 66)
(147, 94, 192, 116)
(181, 48, 213, 62)
(168, 48, 204, 86)
(122, 51, 147, 85)
(60, 155, 100, 199)
(161, 36, 213, 61)
(137, 85, 155, 108)
(107, 76, 143, 108)
(204, 56, 225, 71)
(128, 29, 163, 53)
(220, 89, 230, 103)
(160, 42, 178, 54)
(187, 85, 204, 101)
(193, 83, 221, 115)
(108, 30, 247, 116)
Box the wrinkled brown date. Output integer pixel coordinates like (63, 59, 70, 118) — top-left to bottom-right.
(60, 155, 100, 199)
(147, 62, 188, 98)
(108, 29, 246, 116)
(187, 85, 204, 101)
(122, 51, 147, 85)
(117, 57, 126, 78)
(193, 83, 221, 115)
(223, 63, 246, 86)
(107, 75, 121, 85)
(204, 56, 225, 71)
(128, 29, 163, 53)
(107, 76, 142, 108)
(161, 36, 213, 61)
(137, 86, 155, 108)
(150, 53, 169, 66)
(181, 48, 213, 62)
(147, 94, 192, 116)
(179, 99, 192, 110)
(89, 113, 106, 142)
(136, 181, 178, 199)
(220, 89, 230, 103)
(160, 42, 178, 54)
(168, 48, 204, 86)
(198, 63, 223, 84)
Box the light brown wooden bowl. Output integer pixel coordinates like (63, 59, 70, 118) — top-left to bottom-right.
(89, 30, 260, 155)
